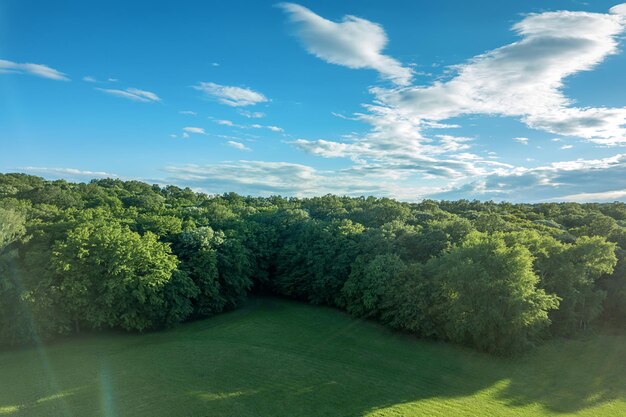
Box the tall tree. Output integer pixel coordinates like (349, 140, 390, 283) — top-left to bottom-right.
(428, 232, 560, 354)
(53, 219, 189, 331)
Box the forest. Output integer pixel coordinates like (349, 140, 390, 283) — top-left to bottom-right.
(1, 173, 625, 355)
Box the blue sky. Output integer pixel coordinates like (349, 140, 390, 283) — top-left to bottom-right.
(2, 0, 626, 202)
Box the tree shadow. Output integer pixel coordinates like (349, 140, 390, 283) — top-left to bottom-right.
(497, 333, 626, 413)
(1, 297, 625, 416)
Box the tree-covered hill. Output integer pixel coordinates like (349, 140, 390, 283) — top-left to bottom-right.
(1, 173, 625, 354)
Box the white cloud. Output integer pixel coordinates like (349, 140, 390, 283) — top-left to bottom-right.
(162, 150, 622, 201)
(555, 190, 626, 202)
(366, 5, 626, 144)
(513, 137, 529, 145)
(431, 153, 626, 202)
(291, 137, 509, 180)
(163, 160, 406, 197)
(226, 141, 252, 151)
(179, 110, 197, 115)
(611, 3, 626, 15)
(211, 118, 284, 132)
(193, 82, 268, 106)
(561, 144, 574, 149)
(279, 3, 413, 86)
(292, 108, 496, 183)
(238, 110, 265, 118)
(0, 59, 69, 81)
(82, 75, 116, 83)
(525, 107, 626, 144)
(182, 127, 206, 135)
(164, 161, 322, 196)
(436, 135, 472, 152)
(292, 139, 358, 159)
(126, 88, 160, 102)
(18, 167, 117, 179)
(283, 3, 626, 199)
(96, 87, 161, 102)
(250, 123, 284, 132)
(331, 112, 359, 121)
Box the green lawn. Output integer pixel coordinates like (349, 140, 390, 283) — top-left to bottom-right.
(1, 297, 625, 417)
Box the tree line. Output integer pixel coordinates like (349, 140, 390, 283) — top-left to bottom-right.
(1, 173, 625, 354)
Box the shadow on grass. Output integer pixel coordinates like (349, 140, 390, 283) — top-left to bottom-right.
(1, 297, 625, 416)
(497, 333, 626, 413)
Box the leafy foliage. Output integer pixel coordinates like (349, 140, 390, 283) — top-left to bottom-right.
(1, 172, 626, 354)
(427, 232, 559, 354)
(52, 217, 185, 331)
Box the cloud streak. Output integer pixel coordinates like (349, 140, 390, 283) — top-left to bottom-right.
(0, 59, 69, 81)
(96, 87, 161, 102)
(18, 167, 117, 180)
(193, 82, 268, 106)
(226, 141, 252, 151)
(182, 127, 206, 135)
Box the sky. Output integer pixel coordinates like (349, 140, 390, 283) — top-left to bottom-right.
(2, 0, 626, 202)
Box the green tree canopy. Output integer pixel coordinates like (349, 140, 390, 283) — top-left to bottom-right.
(53, 218, 188, 331)
(428, 232, 560, 354)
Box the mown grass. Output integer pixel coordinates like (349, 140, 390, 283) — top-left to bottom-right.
(0, 297, 625, 416)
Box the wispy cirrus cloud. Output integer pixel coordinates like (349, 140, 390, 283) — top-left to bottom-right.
(171, 126, 206, 139)
(0, 59, 69, 81)
(182, 127, 206, 135)
(82, 75, 116, 83)
(193, 82, 268, 106)
(18, 167, 117, 180)
(96, 87, 161, 103)
(238, 110, 265, 119)
(250, 124, 283, 132)
(211, 118, 284, 132)
(226, 141, 252, 151)
(279, 3, 413, 86)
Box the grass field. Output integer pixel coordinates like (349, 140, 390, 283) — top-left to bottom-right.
(1, 297, 625, 417)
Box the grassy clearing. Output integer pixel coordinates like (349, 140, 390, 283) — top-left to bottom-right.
(0, 297, 625, 417)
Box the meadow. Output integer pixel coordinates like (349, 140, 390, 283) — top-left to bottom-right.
(1, 297, 624, 417)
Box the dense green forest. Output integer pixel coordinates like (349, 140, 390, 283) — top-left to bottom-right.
(1, 173, 625, 355)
